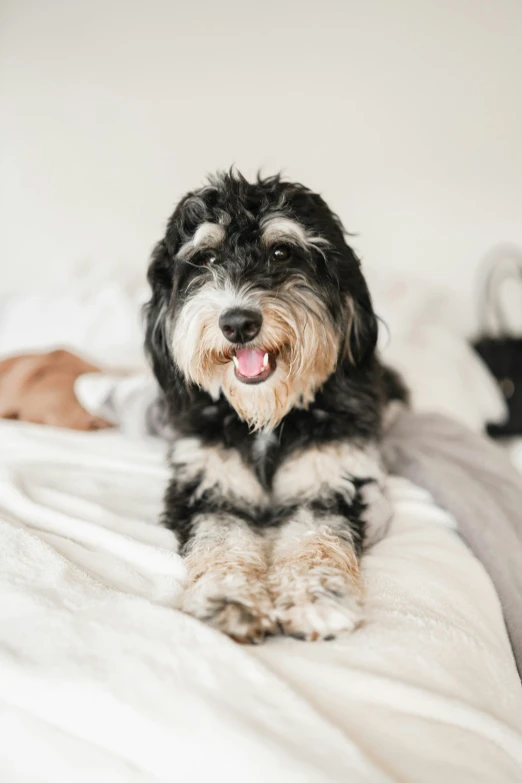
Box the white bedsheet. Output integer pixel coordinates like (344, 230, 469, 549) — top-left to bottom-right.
(0, 421, 521, 782)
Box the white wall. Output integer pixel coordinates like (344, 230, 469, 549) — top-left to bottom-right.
(1, 0, 522, 324)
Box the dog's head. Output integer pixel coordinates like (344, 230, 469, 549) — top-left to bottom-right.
(145, 170, 378, 430)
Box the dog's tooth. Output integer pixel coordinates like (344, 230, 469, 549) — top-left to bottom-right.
(232, 356, 239, 368)
(263, 352, 269, 368)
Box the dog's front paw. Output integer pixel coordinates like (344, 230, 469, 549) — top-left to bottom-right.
(181, 573, 276, 644)
(274, 587, 363, 641)
(269, 564, 363, 641)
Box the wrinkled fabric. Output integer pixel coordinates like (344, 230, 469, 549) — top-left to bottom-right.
(382, 409, 522, 677)
(76, 374, 522, 679)
(0, 421, 521, 782)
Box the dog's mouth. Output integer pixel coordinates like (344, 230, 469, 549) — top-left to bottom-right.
(232, 348, 277, 384)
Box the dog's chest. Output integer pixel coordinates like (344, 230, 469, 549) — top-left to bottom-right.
(251, 430, 279, 489)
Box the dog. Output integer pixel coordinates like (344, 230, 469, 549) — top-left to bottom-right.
(144, 170, 407, 643)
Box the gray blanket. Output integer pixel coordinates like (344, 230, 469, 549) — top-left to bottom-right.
(78, 374, 522, 676)
(383, 410, 522, 677)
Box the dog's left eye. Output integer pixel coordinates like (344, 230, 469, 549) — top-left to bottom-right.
(270, 244, 291, 262)
(197, 250, 218, 264)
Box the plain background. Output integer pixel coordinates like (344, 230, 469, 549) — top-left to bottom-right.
(1, 0, 522, 326)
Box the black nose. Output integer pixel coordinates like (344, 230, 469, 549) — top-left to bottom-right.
(219, 308, 263, 344)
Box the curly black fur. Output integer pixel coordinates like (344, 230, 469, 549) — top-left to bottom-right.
(144, 170, 407, 545)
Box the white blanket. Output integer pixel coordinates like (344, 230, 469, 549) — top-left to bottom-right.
(1, 420, 521, 782)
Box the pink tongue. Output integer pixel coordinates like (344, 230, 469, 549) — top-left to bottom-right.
(235, 348, 266, 378)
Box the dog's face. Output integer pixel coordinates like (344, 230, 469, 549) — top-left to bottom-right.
(146, 171, 378, 430)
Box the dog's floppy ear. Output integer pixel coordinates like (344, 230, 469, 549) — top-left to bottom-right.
(342, 246, 379, 367)
(144, 239, 176, 392)
(345, 286, 379, 366)
(313, 205, 379, 368)
(144, 193, 204, 392)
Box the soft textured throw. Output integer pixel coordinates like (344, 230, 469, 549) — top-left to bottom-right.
(1, 419, 522, 782)
(382, 409, 522, 677)
(75, 373, 522, 677)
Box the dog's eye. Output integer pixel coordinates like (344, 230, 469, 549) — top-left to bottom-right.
(197, 249, 218, 265)
(270, 244, 291, 262)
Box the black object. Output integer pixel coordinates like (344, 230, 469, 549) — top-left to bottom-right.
(474, 337, 522, 436)
(472, 247, 522, 437)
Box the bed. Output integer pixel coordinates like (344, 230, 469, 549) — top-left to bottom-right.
(0, 275, 521, 782)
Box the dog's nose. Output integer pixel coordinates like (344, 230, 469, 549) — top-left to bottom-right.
(219, 308, 262, 344)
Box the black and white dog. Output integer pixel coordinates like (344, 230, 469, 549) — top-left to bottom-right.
(145, 170, 406, 643)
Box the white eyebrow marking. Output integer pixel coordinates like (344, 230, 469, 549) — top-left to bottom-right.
(261, 217, 308, 245)
(260, 215, 330, 253)
(178, 222, 226, 258)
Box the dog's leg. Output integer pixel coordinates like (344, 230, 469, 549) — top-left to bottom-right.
(181, 514, 274, 643)
(268, 442, 391, 640)
(166, 437, 275, 642)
